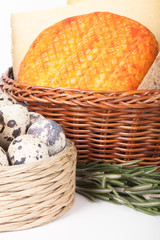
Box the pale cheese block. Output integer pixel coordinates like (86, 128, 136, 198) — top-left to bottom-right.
(66, 0, 160, 45)
(11, 0, 160, 80)
(138, 51, 160, 90)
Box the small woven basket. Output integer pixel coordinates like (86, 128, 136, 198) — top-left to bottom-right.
(1, 68, 160, 166)
(0, 139, 77, 232)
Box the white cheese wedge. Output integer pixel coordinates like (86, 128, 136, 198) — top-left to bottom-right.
(11, 0, 160, 80)
(138, 52, 160, 90)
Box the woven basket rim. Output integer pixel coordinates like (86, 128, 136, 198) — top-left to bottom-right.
(0, 139, 75, 172)
(1, 68, 160, 109)
(0, 138, 76, 232)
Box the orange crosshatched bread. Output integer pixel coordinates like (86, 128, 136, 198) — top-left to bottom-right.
(18, 12, 158, 91)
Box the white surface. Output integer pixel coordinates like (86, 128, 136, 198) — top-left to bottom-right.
(0, 1, 160, 239)
(1, 193, 160, 240)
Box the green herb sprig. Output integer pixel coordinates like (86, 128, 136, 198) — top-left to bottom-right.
(76, 160, 160, 215)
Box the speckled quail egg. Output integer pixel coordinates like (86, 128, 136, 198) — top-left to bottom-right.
(27, 119, 66, 156)
(8, 134, 50, 165)
(0, 104, 30, 150)
(0, 92, 17, 107)
(0, 112, 4, 133)
(0, 146, 9, 166)
(29, 111, 45, 125)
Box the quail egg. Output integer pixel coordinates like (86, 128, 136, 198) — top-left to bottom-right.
(8, 134, 50, 165)
(0, 147, 9, 166)
(29, 111, 45, 125)
(0, 104, 30, 150)
(0, 112, 4, 133)
(27, 119, 66, 156)
(0, 92, 17, 107)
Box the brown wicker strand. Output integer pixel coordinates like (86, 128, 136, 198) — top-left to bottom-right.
(1, 68, 160, 165)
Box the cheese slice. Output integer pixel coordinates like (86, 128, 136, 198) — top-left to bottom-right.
(138, 52, 160, 90)
(11, 0, 160, 80)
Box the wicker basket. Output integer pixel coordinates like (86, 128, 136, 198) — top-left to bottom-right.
(1, 68, 160, 166)
(0, 139, 77, 232)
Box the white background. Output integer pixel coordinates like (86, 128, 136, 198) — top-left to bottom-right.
(0, 0, 66, 74)
(0, 0, 160, 239)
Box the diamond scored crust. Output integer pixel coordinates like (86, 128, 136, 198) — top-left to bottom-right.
(18, 12, 158, 91)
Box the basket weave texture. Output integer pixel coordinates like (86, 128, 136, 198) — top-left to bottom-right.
(1, 68, 160, 166)
(0, 140, 77, 232)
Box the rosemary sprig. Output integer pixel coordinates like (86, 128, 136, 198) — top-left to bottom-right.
(76, 160, 160, 215)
